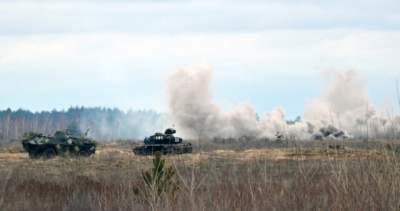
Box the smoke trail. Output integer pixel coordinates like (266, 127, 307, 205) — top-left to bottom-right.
(167, 67, 400, 140)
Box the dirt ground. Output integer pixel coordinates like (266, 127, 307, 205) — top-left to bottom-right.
(0, 143, 389, 165)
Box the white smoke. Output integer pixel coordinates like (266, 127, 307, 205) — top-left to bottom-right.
(167, 67, 400, 140)
(304, 70, 372, 137)
(304, 70, 400, 139)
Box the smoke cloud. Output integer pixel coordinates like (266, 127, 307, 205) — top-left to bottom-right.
(167, 67, 400, 140)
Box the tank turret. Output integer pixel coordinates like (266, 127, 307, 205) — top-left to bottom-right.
(164, 128, 176, 135)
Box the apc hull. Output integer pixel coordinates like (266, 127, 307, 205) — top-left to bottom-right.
(23, 142, 96, 158)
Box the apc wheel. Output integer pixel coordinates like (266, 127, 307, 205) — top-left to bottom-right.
(42, 148, 57, 159)
(28, 151, 40, 159)
(78, 150, 93, 157)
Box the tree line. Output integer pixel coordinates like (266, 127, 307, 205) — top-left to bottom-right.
(0, 107, 167, 144)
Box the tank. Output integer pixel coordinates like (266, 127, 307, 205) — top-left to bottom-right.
(312, 125, 349, 140)
(21, 126, 96, 158)
(133, 128, 192, 155)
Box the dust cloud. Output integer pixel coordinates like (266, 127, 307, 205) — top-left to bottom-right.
(167, 67, 400, 140)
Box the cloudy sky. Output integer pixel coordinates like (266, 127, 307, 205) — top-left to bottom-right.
(0, 0, 399, 118)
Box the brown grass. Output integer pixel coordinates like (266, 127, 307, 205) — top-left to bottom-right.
(0, 141, 400, 211)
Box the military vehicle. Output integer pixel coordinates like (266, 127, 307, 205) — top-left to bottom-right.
(21, 125, 96, 158)
(133, 128, 192, 155)
(312, 125, 349, 140)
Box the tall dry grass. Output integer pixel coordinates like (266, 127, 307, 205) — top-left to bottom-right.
(0, 143, 400, 211)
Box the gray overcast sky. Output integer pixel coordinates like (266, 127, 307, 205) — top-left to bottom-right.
(0, 0, 399, 118)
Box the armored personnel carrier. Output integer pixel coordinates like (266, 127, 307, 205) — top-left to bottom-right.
(133, 128, 192, 155)
(22, 125, 96, 158)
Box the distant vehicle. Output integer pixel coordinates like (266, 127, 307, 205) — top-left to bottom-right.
(21, 125, 96, 158)
(133, 128, 192, 155)
(312, 125, 349, 140)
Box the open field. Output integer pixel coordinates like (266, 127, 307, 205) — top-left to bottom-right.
(1, 140, 400, 211)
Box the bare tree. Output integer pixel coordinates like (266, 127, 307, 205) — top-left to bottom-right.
(396, 78, 400, 110)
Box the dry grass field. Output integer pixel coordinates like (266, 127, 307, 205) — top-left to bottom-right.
(0, 140, 400, 211)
